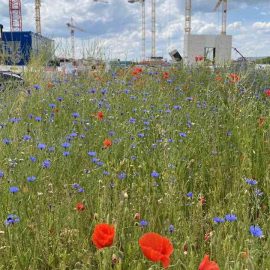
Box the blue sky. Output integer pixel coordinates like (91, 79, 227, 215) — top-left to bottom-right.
(0, 0, 269, 60)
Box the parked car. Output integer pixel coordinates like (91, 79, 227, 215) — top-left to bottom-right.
(0, 71, 23, 92)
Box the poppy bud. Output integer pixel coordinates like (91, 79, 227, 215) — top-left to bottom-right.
(134, 213, 141, 220)
(112, 254, 118, 265)
(76, 202, 85, 212)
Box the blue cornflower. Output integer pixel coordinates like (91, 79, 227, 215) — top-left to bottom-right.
(63, 151, 70, 156)
(213, 217, 225, 223)
(118, 172, 127, 180)
(49, 103, 56, 108)
(57, 97, 63, 101)
(0, 171, 4, 178)
(139, 220, 148, 228)
(138, 133, 144, 138)
(245, 178, 257, 186)
(151, 171, 159, 178)
(129, 118, 136, 124)
(48, 147, 55, 152)
(9, 117, 21, 123)
(131, 156, 137, 160)
(96, 161, 104, 166)
(42, 160, 51, 168)
(34, 84, 41, 90)
(5, 214, 20, 226)
(72, 183, 80, 189)
(174, 105, 182, 110)
(88, 151, 96, 157)
(250, 225, 263, 238)
(23, 135, 31, 141)
(3, 138, 11, 145)
(69, 132, 77, 137)
(168, 138, 174, 143)
(30, 156, 37, 162)
(77, 187, 84, 193)
(255, 189, 263, 196)
(225, 214, 237, 222)
(179, 132, 187, 138)
(9, 186, 19, 193)
(27, 176, 36, 182)
(169, 224, 175, 233)
(62, 142, 71, 148)
(108, 131, 115, 137)
(72, 112, 80, 118)
(103, 171, 110, 176)
(186, 192, 193, 198)
(35, 116, 42, 122)
(38, 143, 46, 150)
(92, 157, 99, 163)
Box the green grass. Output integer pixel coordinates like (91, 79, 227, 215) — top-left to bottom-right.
(0, 65, 270, 269)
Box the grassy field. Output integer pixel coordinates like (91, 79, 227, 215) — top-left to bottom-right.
(0, 64, 270, 269)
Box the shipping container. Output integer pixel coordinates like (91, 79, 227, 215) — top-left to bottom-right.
(2, 31, 54, 65)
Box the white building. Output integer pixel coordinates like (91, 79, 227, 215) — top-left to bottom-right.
(184, 34, 232, 65)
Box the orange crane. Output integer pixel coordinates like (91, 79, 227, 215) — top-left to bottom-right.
(66, 18, 85, 60)
(35, 0, 41, 34)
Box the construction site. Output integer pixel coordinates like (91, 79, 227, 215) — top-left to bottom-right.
(0, 0, 268, 74)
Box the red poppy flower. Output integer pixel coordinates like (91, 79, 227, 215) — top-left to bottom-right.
(264, 89, 270, 97)
(139, 232, 174, 269)
(103, 139, 112, 149)
(195, 55, 204, 62)
(132, 67, 143, 76)
(96, 111, 104, 120)
(76, 202, 85, 211)
(92, 223, 115, 249)
(228, 73, 240, 83)
(162, 72, 169, 79)
(199, 255, 220, 270)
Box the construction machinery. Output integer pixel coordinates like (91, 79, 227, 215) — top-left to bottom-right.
(213, 0, 228, 35)
(9, 0, 22, 31)
(35, 0, 41, 34)
(128, 0, 145, 60)
(66, 18, 85, 60)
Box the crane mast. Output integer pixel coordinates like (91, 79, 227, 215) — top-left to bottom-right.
(35, 0, 41, 34)
(67, 18, 85, 60)
(185, 0, 191, 34)
(141, 0, 145, 60)
(9, 0, 22, 31)
(214, 0, 228, 35)
(151, 0, 156, 58)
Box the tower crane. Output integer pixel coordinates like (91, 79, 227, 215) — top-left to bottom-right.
(213, 0, 228, 35)
(35, 0, 41, 34)
(128, 0, 145, 61)
(9, 0, 22, 31)
(151, 0, 156, 58)
(185, 0, 191, 34)
(66, 18, 86, 60)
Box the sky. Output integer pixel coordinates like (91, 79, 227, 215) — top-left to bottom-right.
(0, 0, 269, 60)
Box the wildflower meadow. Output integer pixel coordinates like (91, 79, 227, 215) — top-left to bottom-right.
(0, 65, 270, 269)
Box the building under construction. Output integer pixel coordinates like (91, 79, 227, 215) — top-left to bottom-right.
(183, 0, 232, 65)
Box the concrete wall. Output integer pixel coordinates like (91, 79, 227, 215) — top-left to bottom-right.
(184, 34, 232, 65)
